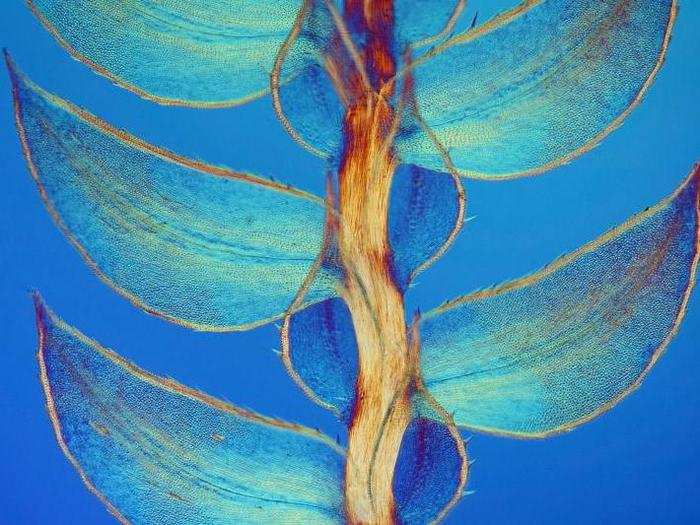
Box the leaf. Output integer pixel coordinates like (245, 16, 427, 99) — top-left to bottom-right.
(283, 297, 358, 419)
(393, 389, 468, 525)
(398, 0, 677, 178)
(8, 55, 338, 331)
(394, 0, 467, 47)
(35, 295, 345, 524)
(27, 0, 302, 106)
(388, 164, 464, 291)
(420, 166, 699, 437)
(271, 0, 348, 158)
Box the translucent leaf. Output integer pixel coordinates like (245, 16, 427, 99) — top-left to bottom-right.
(272, 0, 347, 158)
(398, 0, 677, 178)
(394, 390, 468, 525)
(283, 297, 358, 420)
(27, 0, 302, 106)
(420, 166, 699, 437)
(395, 0, 466, 46)
(9, 56, 338, 331)
(389, 164, 464, 290)
(35, 296, 346, 524)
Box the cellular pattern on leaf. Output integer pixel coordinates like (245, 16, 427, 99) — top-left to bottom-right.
(8, 0, 698, 523)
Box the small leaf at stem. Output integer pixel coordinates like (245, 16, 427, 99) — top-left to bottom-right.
(389, 164, 465, 290)
(284, 297, 358, 420)
(393, 389, 468, 524)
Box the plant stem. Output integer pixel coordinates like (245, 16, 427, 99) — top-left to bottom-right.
(338, 93, 412, 524)
(327, 2, 409, 522)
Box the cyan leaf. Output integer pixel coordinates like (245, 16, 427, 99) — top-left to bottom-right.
(394, 0, 467, 46)
(398, 0, 677, 178)
(35, 295, 345, 524)
(27, 0, 302, 106)
(9, 56, 338, 331)
(420, 166, 699, 437)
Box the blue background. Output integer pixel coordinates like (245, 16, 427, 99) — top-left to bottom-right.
(1, 1, 698, 523)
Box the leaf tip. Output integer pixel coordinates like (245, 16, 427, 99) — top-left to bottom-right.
(4, 48, 19, 86)
(31, 290, 48, 333)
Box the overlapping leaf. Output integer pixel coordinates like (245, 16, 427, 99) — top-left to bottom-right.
(9, 56, 338, 331)
(400, 0, 677, 177)
(421, 167, 699, 436)
(35, 296, 346, 524)
(27, 0, 303, 106)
